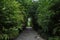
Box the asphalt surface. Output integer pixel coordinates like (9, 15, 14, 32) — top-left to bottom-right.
(15, 27, 44, 40)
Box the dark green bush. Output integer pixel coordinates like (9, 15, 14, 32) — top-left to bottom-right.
(48, 36, 60, 40)
(0, 0, 26, 40)
(37, 0, 60, 37)
(37, 0, 56, 33)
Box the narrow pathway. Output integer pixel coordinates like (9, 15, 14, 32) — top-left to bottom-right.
(15, 27, 44, 40)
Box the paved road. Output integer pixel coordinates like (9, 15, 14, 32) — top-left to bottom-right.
(15, 27, 44, 40)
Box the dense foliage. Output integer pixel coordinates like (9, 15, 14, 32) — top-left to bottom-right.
(0, 0, 60, 40)
(36, 0, 60, 40)
(0, 0, 26, 40)
(37, 0, 55, 34)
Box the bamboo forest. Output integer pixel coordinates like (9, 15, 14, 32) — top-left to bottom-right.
(0, 0, 60, 40)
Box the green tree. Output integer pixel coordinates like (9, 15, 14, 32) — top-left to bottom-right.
(36, 1, 60, 39)
(0, 0, 26, 29)
(0, 0, 26, 39)
(37, 0, 59, 35)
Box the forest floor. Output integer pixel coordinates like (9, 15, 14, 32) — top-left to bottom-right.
(15, 27, 44, 40)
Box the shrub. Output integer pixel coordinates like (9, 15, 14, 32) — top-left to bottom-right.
(0, 0, 26, 40)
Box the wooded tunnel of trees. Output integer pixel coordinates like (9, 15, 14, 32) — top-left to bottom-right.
(0, 0, 60, 40)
